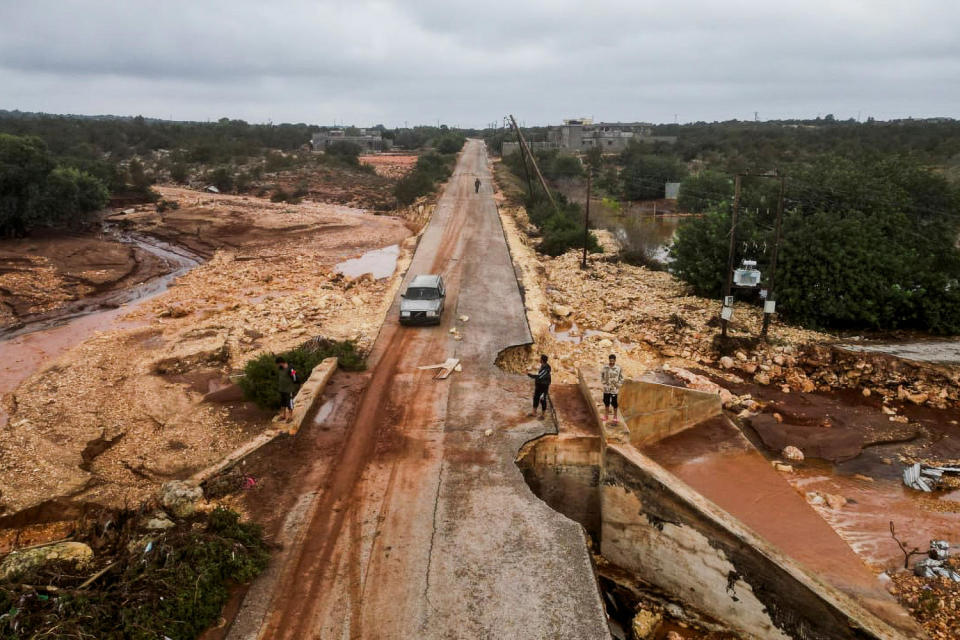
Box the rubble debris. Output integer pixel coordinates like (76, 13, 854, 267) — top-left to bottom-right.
(914, 541, 960, 582)
(631, 608, 662, 640)
(904, 463, 960, 492)
(782, 445, 805, 462)
(418, 358, 461, 379)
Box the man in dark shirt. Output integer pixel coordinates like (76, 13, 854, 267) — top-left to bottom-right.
(527, 354, 551, 419)
(474, 178, 481, 193)
(276, 357, 297, 422)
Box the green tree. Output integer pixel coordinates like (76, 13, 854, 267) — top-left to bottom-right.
(620, 154, 687, 200)
(677, 170, 732, 212)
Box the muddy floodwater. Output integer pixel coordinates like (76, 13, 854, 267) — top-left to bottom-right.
(588, 199, 683, 261)
(0, 231, 201, 426)
(334, 244, 399, 280)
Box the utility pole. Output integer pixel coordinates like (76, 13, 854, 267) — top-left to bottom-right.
(762, 173, 786, 338)
(720, 174, 742, 339)
(508, 115, 557, 210)
(582, 170, 591, 269)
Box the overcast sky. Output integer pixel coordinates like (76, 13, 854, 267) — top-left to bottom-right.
(1, 1, 958, 127)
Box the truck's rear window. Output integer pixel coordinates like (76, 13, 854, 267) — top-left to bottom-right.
(406, 287, 438, 299)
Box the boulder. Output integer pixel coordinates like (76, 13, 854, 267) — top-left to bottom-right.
(160, 480, 203, 518)
(782, 445, 805, 461)
(551, 304, 573, 318)
(754, 372, 771, 385)
(719, 356, 735, 369)
(631, 609, 662, 640)
(142, 510, 176, 531)
(0, 541, 93, 581)
(153, 336, 228, 375)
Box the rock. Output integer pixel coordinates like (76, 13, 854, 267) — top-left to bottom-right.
(862, 387, 871, 397)
(719, 388, 739, 409)
(735, 351, 747, 362)
(824, 493, 847, 510)
(780, 385, 791, 394)
(773, 462, 794, 473)
(881, 405, 896, 415)
(737, 408, 754, 419)
(666, 633, 685, 640)
(484, 428, 493, 436)
(601, 320, 618, 333)
(807, 492, 825, 506)
(160, 480, 203, 518)
(0, 541, 93, 581)
(754, 372, 771, 385)
(719, 356, 735, 369)
(152, 336, 229, 375)
(660, 346, 678, 357)
(598, 338, 614, 349)
(631, 609, 662, 640)
(551, 304, 573, 318)
(459, 315, 469, 322)
(742, 362, 758, 375)
(854, 474, 874, 483)
(773, 412, 784, 423)
(142, 510, 176, 531)
(782, 445, 804, 461)
(801, 379, 816, 393)
(907, 392, 928, 405)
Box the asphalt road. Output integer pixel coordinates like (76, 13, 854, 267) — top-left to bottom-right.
(228, 140, 609, 639)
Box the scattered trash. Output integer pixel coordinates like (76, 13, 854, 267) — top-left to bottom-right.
(914, 541, 960, 582)
(459, 315, 469, 322)
(242, 475, 257, 490)
(903, 462, 960, 492)
(417, 358, 460, 379)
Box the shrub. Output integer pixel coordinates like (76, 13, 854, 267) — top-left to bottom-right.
(527, 198, 602, 257)
(0, 507, 269, 640)
(393, 153, 455, 205)
(271, 188, 290, 203)
(435, 133, 466, 154)
(677, 170, 732, 212)
(207, 166, 235, 193)
(239, 340, 365, 409)
(325, 141, 362, 166)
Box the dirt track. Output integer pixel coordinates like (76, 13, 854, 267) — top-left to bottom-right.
(227, 141, 608, 639)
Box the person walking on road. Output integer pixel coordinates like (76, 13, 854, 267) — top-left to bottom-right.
(474, 177, 481, 193)
(276, 356, 298, 422)
(527, 354, 551, 419)
(601, 353, 624, 424)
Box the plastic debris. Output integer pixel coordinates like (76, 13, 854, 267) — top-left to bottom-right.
(903, 462, 960, 492)
(913, 540, 960, 582)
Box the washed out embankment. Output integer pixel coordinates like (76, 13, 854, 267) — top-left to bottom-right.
(0, 187, 416, 520)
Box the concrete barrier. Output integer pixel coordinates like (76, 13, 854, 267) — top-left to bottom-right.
(619, 379, 720, 447)
(570, 367, 919, 640)
(289, 357, 338, 435)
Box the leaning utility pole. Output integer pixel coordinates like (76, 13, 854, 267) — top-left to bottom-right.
(582, 170, 591, 269)
(720, 174, 742, 339)
(508, 115, 557, 210)
(762, 174, 786, 337)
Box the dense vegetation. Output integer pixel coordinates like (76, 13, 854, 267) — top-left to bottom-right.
(394, 147, 463, 205)
(670, 155, 960, 333)
(239, 339, 365, 410)
(0, 134, 108, 236)
(0, 507, 269, 640)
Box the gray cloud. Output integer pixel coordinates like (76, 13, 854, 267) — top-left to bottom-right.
(1, 0, 958, 125)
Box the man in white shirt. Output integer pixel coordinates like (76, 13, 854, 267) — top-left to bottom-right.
(601, 354, 624, 424)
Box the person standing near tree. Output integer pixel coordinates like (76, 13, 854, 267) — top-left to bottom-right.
(276, 356, 298, 422)
(601, 353, 624, 424)
(527, 354, 551, 419)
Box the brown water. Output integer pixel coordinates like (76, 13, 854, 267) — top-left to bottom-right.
(0, 230, 201, 426)
(589, 199, 683, 261)
(334, 244, 399, 280)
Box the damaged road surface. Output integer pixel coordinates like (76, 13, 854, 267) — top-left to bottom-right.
(228, 140, 608, 639)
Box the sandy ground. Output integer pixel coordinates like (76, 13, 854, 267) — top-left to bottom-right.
(359, 153, 418, 179)
(0, 187, 424, 517)
(0, 233, 171, 333)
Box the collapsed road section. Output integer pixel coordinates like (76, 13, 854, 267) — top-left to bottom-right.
(226, 140, 609, 639)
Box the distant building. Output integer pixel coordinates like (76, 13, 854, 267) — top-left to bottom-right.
(501, 118, 676, 156)
(311, 128, 391, 152)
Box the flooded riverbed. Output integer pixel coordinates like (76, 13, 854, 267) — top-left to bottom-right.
(0, 230, 202, 426)
(588, 199, 684, 261)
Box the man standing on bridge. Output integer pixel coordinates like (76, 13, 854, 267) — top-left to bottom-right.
(474, 177, 481, 193)
(527, 354, 551, 419)
(601, 353, 624, 424)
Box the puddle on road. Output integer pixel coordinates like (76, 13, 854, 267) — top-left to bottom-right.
(334, 244, 399, 280)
